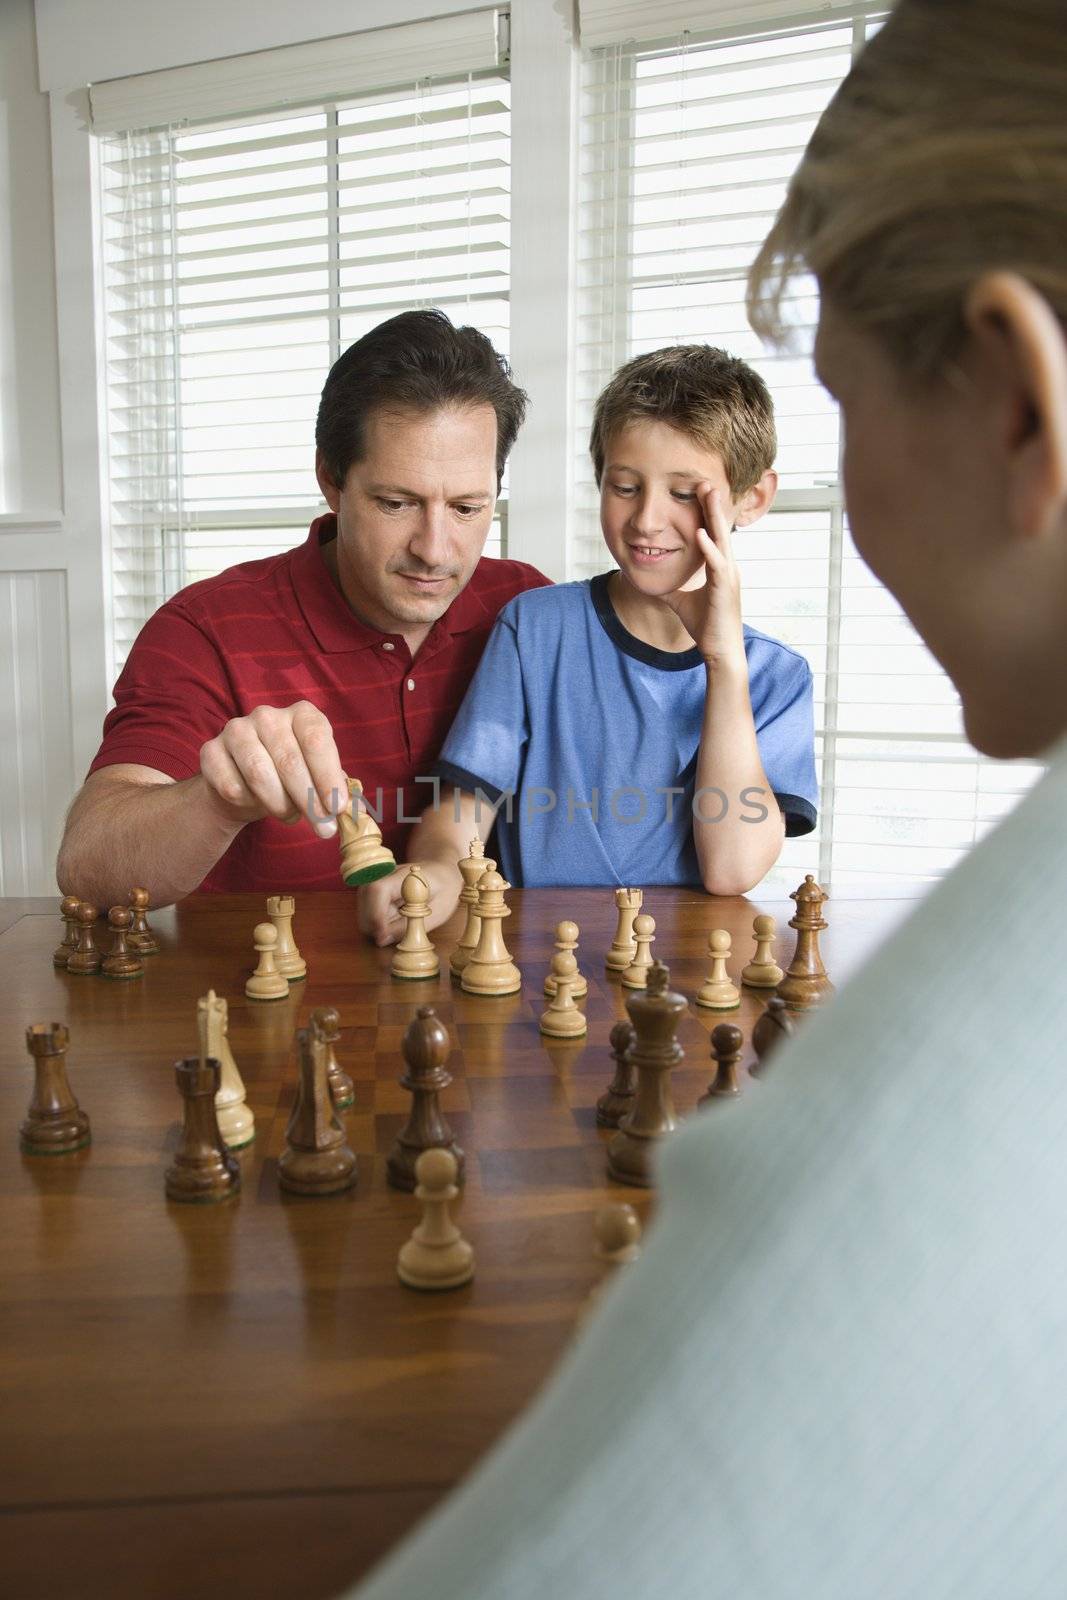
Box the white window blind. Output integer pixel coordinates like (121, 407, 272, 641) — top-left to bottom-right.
(575, 12, 1043, 897)
(99, 18, 510, 674)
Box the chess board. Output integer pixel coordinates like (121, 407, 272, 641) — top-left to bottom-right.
(0, 888, 904, 1600)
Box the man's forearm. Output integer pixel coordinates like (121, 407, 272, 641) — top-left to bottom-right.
(694, 662, 785, 895)
(57, 774, 245, 910)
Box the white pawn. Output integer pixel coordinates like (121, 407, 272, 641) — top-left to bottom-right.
(266, 893, 306, 981)
(391, 866, 440, 979)
(594, 1203, 642, 1265)
(540, 949, 587, 1038)
(741, 913, 784, 988)
(197, 990, 255, 1150)
(544, 919, 588, 1000)
(245, 923, 290, 1001)
(621, 912, 656, 989)
(695, 929, 741, 1011)
(397, 1148, 474, 1291)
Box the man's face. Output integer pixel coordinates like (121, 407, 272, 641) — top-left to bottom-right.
(317, 404, 498, 640)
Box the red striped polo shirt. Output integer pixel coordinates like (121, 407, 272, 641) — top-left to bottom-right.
(89, 514, 550, 891)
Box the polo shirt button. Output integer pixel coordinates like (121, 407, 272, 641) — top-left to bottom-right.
(406, 678, 415, 691)
(382, 641, 395, 651)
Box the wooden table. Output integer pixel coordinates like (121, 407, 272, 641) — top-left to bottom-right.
(0, 888, 907, 1599)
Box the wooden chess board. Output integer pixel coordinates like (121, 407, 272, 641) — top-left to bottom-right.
(0, 888, 905, 1600)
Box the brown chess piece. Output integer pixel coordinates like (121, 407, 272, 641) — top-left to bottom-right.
(386, 1005, 464, 1192)
(596, 1020, 637, 1128)
(391, 866, 440, 979)
(397, 1148, 474, 1291)
(607, 961, 686, 1188)
(699, 1022, 744, 1105)
(165, 1057, 240, 1203)
(278, 1020, 357, 1196)
(450, 840, 490, 979)
(21, 1023, 91, 1154)
(66, 903, 101, 975)
(777, 875, 835, 1011)
(338, 777, 397, 886)
(460, 869, 521, 996)
(750, 995, 798, 1076)
(544, 920, 588, 1000)
(101, 906, 145, 980)
(605, 887, 643, 973)
(128, 887, 159, 954)
(311, 1005, 355, 1110)
(53, 896, 81, 968)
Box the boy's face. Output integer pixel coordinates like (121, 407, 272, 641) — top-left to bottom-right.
(599, 420, 746, 598)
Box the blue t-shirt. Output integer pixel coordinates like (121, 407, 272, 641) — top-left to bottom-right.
(433, 574, 818, 888)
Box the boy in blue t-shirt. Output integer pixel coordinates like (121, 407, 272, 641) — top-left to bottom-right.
(361, 345, 817, 938)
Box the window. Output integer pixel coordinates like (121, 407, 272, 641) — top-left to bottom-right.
(98, 18, 510, 674)
(575, 10, 1042, 895)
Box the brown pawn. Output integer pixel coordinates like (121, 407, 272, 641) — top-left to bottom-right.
(596, 1020, 637, 1128)
(102, 906, 144, 980)
(66, 902, 101, 976)
(386, 1005, 464, 1192)
(278, 1020, 357, 1196)
(312, 1005, 355, 1110)
(53, 896, 81, 968)
(128, 887, 159, 954)
(699, 1022, 744, 1105)
(750, 995, 798, 1076)
(607, 961, 686, 1189)
(777, 875, 835, 1010)
(21, 1023, 91, 1154)
(164, 1057, 240, 1203)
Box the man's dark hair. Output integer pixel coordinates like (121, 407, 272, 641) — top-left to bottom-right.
(316, 309, 528, 491)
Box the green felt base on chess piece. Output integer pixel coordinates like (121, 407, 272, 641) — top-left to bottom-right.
(343, 860, 397, 887)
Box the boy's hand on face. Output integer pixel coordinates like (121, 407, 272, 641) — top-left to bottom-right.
(663, 482, 746, 671)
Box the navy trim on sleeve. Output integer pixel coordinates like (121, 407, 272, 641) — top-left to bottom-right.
(776, 793, 818, 838)
(431, 760, 505, 806)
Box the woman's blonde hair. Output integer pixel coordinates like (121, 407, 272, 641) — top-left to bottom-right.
(747, 0, 1067, 376)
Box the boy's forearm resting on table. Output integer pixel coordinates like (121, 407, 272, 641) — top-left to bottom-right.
(694, 659, 785, 895)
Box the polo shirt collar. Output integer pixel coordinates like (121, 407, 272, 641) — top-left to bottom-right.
(292, 513, 491, 654)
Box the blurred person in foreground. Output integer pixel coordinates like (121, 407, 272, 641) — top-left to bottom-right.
(348, 3, 1067, 1595)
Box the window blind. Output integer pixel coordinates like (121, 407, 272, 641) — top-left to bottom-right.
(575, 13, 1042, 897)
(99, 22, 510, 674)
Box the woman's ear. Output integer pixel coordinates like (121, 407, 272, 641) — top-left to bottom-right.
(964, 271, 1067, 542)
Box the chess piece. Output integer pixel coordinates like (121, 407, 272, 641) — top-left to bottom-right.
(699, 1022, 744, 1104)
(338, 777, 397, 886)
(596, 1020, 637, 1128)
(695, 929, 741, 1011)
(165, 1056, 240, 1203)
(66, 902, 102, 976)
(621, 912, 656, 989)
(128, 887, 159, 954)
(607, 961, 685, 1188)
(777, 875, 835, 1010)
(197, 990, 255, 1150)
(606, 887, 643, 972)
(53, 896, 81, 968)
(540, 949, 587, 1038)
(460, 870, 521, 995)
(450, 840, 490, 979)
(266, 894, 306, 980)
(278, 1021, 357, 1195)
(312, 1005, 354, 1110)
(742, 914, 784, 988)
(245, 923, 290, 1000)
(391, 866, 441, 979)
(594, 1203, 642, 1265)
(750, 995, 798, 1075)
(21, 1023, 91, 1154)
(397, 1148, 474, 1291)
(386, 1005, 464, 1191)
(544, 920, 588, 1000)
(101, 906, 145, 980)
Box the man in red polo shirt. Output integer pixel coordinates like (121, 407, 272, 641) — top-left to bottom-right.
(57, 311, 549, 936)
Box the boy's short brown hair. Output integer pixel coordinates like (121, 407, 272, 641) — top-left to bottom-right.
(589, 345, 776, 495)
